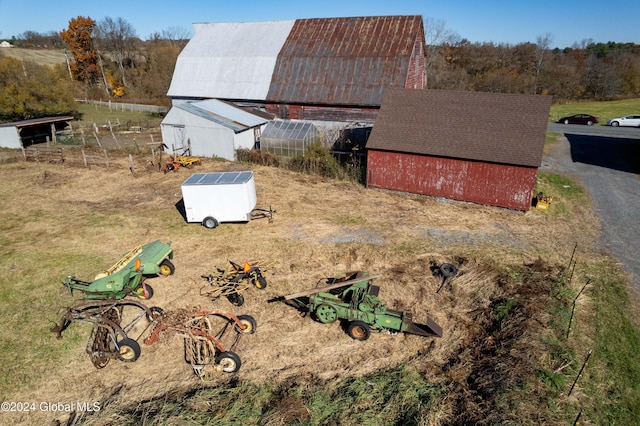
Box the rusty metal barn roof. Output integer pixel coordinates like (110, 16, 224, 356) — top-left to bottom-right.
(167, 16, 424, 106)
(266, 16, 424, 106)
(366, 88, 552, 168)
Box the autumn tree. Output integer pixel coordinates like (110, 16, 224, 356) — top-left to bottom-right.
(60, 16, 99, 85)
(0, 57, 78, 122)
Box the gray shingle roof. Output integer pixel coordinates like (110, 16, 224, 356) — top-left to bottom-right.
(366, 88, 552, 167)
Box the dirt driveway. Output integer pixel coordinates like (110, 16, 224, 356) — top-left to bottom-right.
(541, 132, 640, 294)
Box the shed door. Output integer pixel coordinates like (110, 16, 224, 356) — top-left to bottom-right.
(169, 125, 187, 154)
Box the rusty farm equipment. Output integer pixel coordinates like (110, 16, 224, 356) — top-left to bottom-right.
(145, 307, 256, 376)
(200, 260, 268, 306)
(50, 299, 163, 368)
(271, 271, 443, 341)
(535, 192, 553, 210)
(162, 155, 201, 173)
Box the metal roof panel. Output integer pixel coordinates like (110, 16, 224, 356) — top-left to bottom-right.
(168, 20, 295, 99)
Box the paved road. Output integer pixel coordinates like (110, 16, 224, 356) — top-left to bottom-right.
(542, 124, 640, 293)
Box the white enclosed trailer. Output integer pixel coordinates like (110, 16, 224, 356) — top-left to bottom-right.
(181, 171, 257, 229)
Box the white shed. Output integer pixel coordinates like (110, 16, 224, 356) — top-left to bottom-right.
(0, 125, 21, 148)
(160, 99, 269, 161)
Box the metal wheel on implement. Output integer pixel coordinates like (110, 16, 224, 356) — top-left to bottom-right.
(51, 299, 163, 368)
(145, 308, 257, 378)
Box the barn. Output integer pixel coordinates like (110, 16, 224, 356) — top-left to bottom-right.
(365, 88, 552, 211)
(167, 15, 426, 126)
(160, 99, 269, 160)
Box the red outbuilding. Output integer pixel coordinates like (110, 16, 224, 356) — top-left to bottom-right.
(365, 88, 552, 211)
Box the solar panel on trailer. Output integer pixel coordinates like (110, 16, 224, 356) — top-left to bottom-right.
(182, 172, 253, 186)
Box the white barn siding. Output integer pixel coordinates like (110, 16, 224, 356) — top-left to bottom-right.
(0, 126, 21, 148)
(161, 99, 267, 161)
(167, 21, 295, 101)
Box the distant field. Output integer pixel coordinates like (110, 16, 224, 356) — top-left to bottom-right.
(549, 98, 640, 124)
(0, 47, 66, 66)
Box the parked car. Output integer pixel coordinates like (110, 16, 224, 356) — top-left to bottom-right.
(607, 114, 640, 127)
(558, 114, 599, 125)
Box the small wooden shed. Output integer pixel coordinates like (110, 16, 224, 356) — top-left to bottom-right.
(365, 88, 552, 211)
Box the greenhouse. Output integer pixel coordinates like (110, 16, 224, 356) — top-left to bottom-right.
(260, 120, 321, 157)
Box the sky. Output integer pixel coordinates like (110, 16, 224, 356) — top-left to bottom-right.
(1, 0, 638, 49)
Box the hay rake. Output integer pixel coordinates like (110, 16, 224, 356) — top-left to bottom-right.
(145, 307, 256, 377)
(50, 299, 163, 368)
(200, 260, 271, 306)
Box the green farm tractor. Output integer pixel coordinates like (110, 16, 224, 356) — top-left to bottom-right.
(274, 271, 443, 340)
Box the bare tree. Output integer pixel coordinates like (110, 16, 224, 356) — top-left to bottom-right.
(423, 18, 460, 70)
(160, 26, 191, 48)
(533, 32, 553, 94)
(94, 17, 137, 88)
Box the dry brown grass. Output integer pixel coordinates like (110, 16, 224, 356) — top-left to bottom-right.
(0, 145, 605, 424)
(0, 47, 66, 66)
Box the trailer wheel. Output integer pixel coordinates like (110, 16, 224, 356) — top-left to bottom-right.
(159, 259, 175, 276)
(347, 321, 371, 341)
(235, 315, 257, 334)
(135, 283, 154, 300)
(117, 338, 141, 362)
(315, 304, 338, 324)
(217, 351, 241, 373)
(202, 216, 219, 229)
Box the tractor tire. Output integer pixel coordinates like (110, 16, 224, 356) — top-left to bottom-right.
(347, 321, 371, 341)
(235, 315, 257, 334)
(216, 351, 242, 373)
(440, 263, 458, 278)
(315, 304, 338, 324)
(159, 259, 175, 276)
(117, 338, 141, 362)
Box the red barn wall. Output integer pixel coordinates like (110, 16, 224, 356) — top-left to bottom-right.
(366, 150, 537, 211)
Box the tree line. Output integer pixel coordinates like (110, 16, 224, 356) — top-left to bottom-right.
(1, 16, 639, 123)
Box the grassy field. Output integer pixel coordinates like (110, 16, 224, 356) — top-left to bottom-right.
(0, 47, 66, 66)
(549, 98, 640, 124)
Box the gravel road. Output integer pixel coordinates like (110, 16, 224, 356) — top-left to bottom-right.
(541, 127, 640, 294)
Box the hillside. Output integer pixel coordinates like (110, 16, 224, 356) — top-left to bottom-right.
(0, 47, 66, 66)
